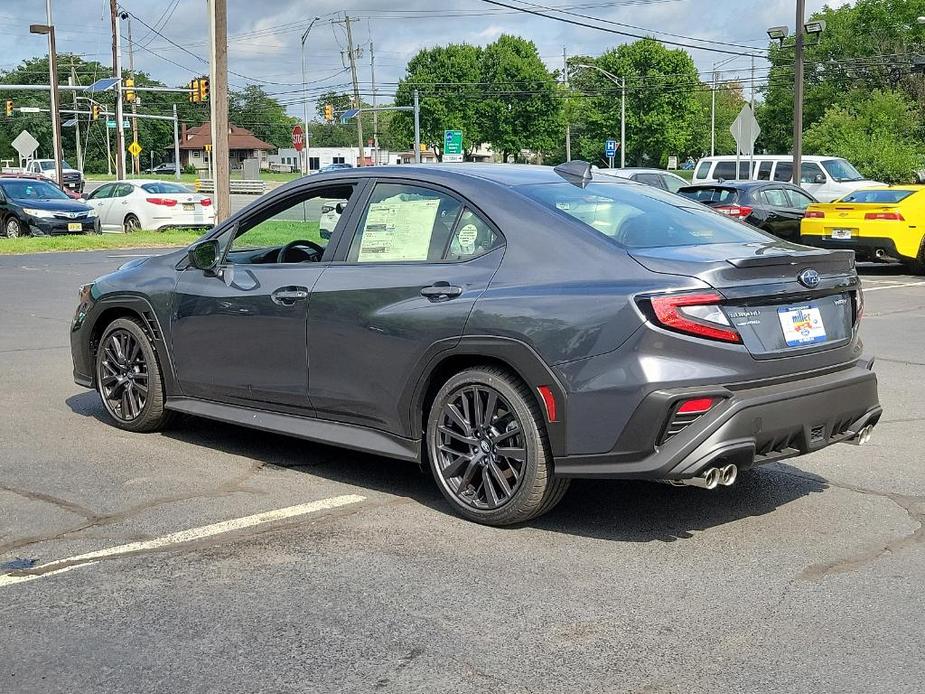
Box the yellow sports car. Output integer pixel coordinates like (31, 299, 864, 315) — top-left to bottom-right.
(800, 185, 925, 273)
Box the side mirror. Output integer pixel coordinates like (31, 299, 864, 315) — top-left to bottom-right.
(188, 238, 220, 272)
(79, 192, 89, 200)
(335, 201, 347, 214)
(814, 174, 826, 184)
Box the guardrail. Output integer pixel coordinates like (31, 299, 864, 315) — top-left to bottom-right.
(195, 179, 268, 195)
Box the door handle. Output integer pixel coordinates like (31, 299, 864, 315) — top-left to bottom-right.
(420, 282, 463, 301)
(271, 286, 309, 306)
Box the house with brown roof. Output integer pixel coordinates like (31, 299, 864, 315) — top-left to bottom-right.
(178, 121, 274, 172)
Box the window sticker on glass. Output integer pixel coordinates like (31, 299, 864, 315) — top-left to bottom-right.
(357, 196, 440, 262)
(456, 223, 479, 254)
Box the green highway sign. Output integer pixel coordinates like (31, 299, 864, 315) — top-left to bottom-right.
(443, 129, 463, 163)
(107, 119, 130, 129)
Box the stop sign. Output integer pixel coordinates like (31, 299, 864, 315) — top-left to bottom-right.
(292, 124, 304, 152)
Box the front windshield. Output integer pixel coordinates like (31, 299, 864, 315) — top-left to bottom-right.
(519, 181, 771, 249)
(0, 180, 70, 201)
(822, 158, 865, 182)
(39, 161, 54, 170)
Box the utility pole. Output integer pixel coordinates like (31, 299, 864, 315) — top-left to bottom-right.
(125, 12, 140, 175)
(340, 14, 365, 166)
(209, 0, 230, 222)
(172, 103, 181, 181)
(711, 68, 717, 157)
(620, 76, 626, 168)
(793, 0, 806, 186)
(562, 47, 571, 162)
(300, 17, 320, 176)
(69, 63, 82, 172)
(109, 0, 125, 180)
(370, 41, 379, 166)
(414, 89, 421, 164)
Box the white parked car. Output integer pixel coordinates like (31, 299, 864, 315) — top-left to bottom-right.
(596, 167, 688, 193)
(691, 155, 882, 202)
(25, 158, 85, 193)
(83, 180, 214, 232)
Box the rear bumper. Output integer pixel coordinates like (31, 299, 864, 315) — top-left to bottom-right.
(554, 361, 881, 479)
(800, 234, 913, 263)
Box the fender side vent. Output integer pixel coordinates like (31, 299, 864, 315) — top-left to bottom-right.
(142, 311, 162, 340)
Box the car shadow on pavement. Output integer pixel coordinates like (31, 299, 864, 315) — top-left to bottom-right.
(66, 392, 829, 543)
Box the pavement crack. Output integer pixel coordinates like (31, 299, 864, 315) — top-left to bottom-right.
(781, 473, 925, 581)
(0, 485, 98, 520)
(875, 356, 925, 367)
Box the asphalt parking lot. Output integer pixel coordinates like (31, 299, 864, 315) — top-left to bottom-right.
(1, 251, 923, 693)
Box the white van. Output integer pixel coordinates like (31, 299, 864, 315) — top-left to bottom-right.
(691, 155, 882, 202)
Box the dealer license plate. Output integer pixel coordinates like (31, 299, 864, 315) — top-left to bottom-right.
(67, 222, 82, 232)
(831, 228, 853, 239)
(778, 305, 827, 347)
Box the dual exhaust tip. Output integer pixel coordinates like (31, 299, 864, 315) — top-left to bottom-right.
(667, 463, 737, 490)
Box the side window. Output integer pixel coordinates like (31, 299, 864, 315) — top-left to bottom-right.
(111, 183, 134, 198)
(773, 162, 793, 182)
(757, 161, 772, 180)
(662, 174, 684, 193)
(800, 162, 824, 184)
(761, 187, 790, 206)
(445, 208, 502, 261)
(229, 184, 356, 264)
(713, 161, 736, 180)
(694, 160, 711, 180)
(348, 183, 462, 263)
(89, 183, 114, 200)
(786, 188, 815, 210)
(633, 173, 666, 189)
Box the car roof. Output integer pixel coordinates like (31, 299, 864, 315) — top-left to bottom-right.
(679, 181, 797, 190)
(341, 163, 621, 187)
(696, 155, 837, 163)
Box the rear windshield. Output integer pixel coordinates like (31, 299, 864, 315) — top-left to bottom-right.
(519, 181, 770, 249)
(140, 182, 193, 194)
(677, 186, 739, 204)
(839, 189, 915, 204)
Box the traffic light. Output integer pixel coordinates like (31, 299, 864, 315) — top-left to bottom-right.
(124, 78, 135, 103)
(4, 99, 12, 118)
(188, 78, 200, 103)
(199, 76, 209, 102)
(91, 104, 101, 121)
(323, 103, 333, 122)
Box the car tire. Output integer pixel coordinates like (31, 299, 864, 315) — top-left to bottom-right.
(426, 366, 569, 526)
(95, 317, 171, 432)
(123, 214, 141, 233)
(906, 244, 925, 275)
(4, 216, 25, 238)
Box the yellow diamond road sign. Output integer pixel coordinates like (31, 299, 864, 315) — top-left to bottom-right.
(128, 141, 142, 157)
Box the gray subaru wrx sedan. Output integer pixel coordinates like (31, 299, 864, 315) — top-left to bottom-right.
(70, 162, 881, 525)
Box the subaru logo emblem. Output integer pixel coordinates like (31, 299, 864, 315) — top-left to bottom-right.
(798, 268, 820, 289)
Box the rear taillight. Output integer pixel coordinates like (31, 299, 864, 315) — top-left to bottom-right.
(200, 198, 212, 207)
(854, 285, 864, 324)
(146, 197, 177, 207)
(805, 210, 825, 218)
(677, 397, 716, 414)
(714, 204, 752, 219)
(647, 291, 741, 343)
(864, 211, 904, 220)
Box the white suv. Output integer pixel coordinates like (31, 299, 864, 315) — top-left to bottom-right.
(691, 155, 881, 202)
(25, 159, 85, 193)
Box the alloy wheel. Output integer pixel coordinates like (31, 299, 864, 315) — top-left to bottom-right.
(98, 328, 149, 421)
(6, 219, 21, 238)
(124, 216, 140, 233)
(435, 385, 527, 510)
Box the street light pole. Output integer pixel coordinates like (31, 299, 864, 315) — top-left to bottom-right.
(30, 1, 63, 188)
(300, 17, 320, 176)
(576, 63, 626, 167)
(793, 0, 806, 187)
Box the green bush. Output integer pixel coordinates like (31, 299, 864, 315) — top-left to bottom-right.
(182, 163, 198, 176)
(804, 90, 925, 184)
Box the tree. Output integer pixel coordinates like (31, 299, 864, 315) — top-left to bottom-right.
(391, 44, 484, 158)
(692, 82, 746, 157)
(229, 85, 298, 149)
(478, 35, 561, 161)
(569, 39, 702, 167)
(804, 90, 925, 183)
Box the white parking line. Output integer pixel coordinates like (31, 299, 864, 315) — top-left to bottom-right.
(0, 494, 366, 589)
(863, 281, 925, 292)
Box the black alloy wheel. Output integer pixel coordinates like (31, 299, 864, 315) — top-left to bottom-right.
(436, 385, 526, 510)
(95, 317, 171, 432)
(98, 328, 149, 421)
(123, 214, 141, 233)
(427, 366, 570, 525)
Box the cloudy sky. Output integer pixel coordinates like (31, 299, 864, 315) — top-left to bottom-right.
(3, 0, 850, 115)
